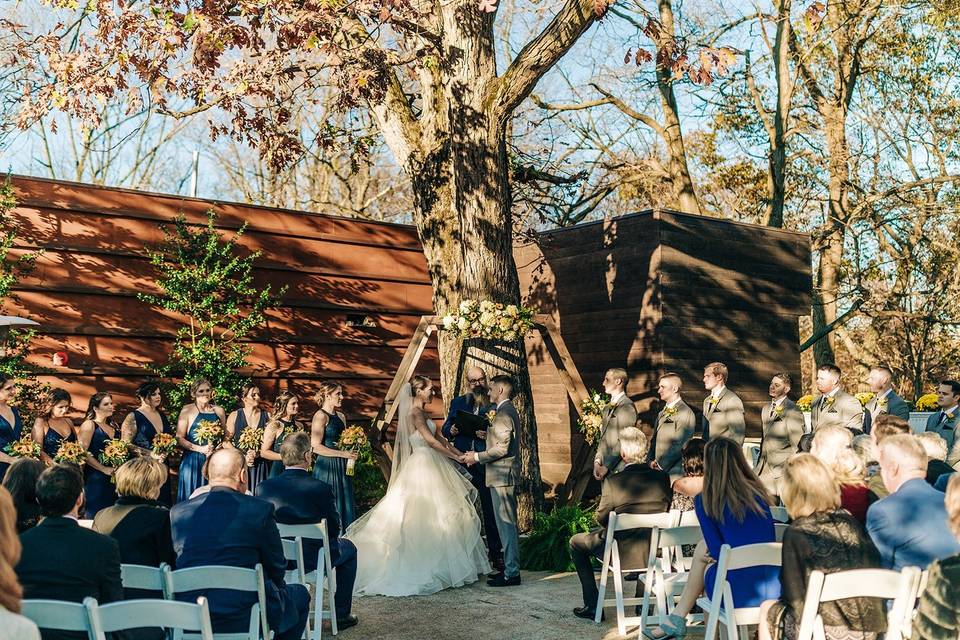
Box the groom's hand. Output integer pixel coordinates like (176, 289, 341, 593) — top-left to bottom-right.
(475, 429, 486, 439)
(593, 461, 607, 481)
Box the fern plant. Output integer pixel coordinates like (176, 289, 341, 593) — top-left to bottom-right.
(519, 504, 597, 572)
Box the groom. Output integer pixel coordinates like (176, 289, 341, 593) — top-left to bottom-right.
(463, 374, 521, 587)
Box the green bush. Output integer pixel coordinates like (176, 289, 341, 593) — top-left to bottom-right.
(353, 449, 387, 515)
(519, 504, 596, 572)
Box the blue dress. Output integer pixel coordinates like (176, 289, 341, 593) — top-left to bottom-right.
(42, 422, 77, 460)
(177, 410, 220, 503)
(695, 494, 781, 608)
(0, 406, 22, 481)
(132, 409, 174, 506)
(267, 418, 298, 478)
(84, 423, 118, 518)
(312, 410, 356, 527)
(233, 408, 270, 493)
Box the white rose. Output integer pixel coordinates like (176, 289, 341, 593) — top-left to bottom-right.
(499, 317, 513, 331)
(503, 330, 517, 341)
(480, 311, 496, 327)
(442, 315, 456, 330)
(505, 304, 519, 316)
(479, 300, 495, 312)
(457, 317, 469, 331)
(459, 300, 474, 314)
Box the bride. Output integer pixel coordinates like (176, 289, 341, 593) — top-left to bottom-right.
(343, 375, 491, 596)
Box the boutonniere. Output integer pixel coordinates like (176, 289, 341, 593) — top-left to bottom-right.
(824, 396, 836, 409)
(707, 396, 719, 409)
(877, 396, 888, 409)
(663, 406, 679, 420)
(947, 412, 956, 420)
(773, 405, 785, 419)
(486, 409, 497, 423)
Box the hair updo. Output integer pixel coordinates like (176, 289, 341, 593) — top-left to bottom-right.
(313, 381, 343, 406)
(410, 375, 431, 396)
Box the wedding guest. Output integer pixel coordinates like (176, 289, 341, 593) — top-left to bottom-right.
(309, 383, 357, 528)
(810, 425, 853, 467)
(594, 367, 639, 487)
(757, 454, 885, 640)
(17, 464, 122, 640)
(440, 366, 502, 569)
(701, 362, 746, 444)
(756, 372, 805, 499)
(925, 380, 960, 465)
(0, 487, 41, 640)
(261, 391, 301, 479)
(647, 437, 779, 639)
(2, 458, 44, 533)
(868, 415, 911, 499)
(570, 427, 671, 620)
(255, 432, 359, 630)
(78, 392, 120, 518)
(917, 432, 954, 487)
(863, 366, 910, 433)
(831, 447, 874, 524)
(810, 364, 863, 433)
(120, 380, 172, 457)
(671, 437, 705, 514)
(867, 435, 960, 569)
(226, 382, 270, 494)
(176, 379, 226, 503)
(912, 474, 960, 640)
(171, 449, 310, 640)
(650, 372, 697, 479)
(31, 388, 77, 465)
(0, 374, 23, 482)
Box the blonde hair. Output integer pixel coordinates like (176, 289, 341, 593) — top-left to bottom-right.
(946, 474, 960, 539)
(916, 432, 948, 462)
(831, 447, 866, 486)
(0, 487, 24, 613)
(702, 437, 772, 522)
(781, 454, 841, 519)
(618, 427, 648, 463)
(660, 372, 682, 391)
(189, 378, 213, 398)
(811, 426, 853, 467)
(704, 362, 729, 382)
(409, 375, 431, 396)
(606, 368, 628, 388)
(313, 381, 342, 406)
(271, 391, 299, 421)
(879, 434, 928, 472)
(114, 457, 168, 500)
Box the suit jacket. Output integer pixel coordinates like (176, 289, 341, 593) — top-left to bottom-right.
(255, 468, 343, 573)
(755, 398, 806, 495)
(93, 496, 177, 569)
(17, 516, 123, 640)
(863, 391, 910, 432)
(171, 486, 289, 631)
(441, 393, 490, 454)
(926, 410, 960, 466)
(593, 463, 672, 569)
(596, 394, 638, 474)
(477, 400, 519, 487)
(866, 478, 960, 570)
(650, 400, 697, 478)
(702, 388, 746, 444)
(811, 390, 863, 433)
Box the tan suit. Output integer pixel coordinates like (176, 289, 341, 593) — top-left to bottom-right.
(811, 390, 863, 432)
(650, 400, 697, 479)
(702, 387, 746, 444)
(595, 393, 638, 475)
(755, 398, 805, 496)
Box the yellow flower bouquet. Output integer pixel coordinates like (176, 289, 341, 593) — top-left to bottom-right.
(54, 440, 88, 465)
(337, 425, 370, 476)
(915, 393, 939, 412)
(151, 432, 177, 456)
(577, 390, 609, 446)
(796, 394, 814, 413)
(4, 435, 41, 459)
(237, 426, 264, 452)
(855, 392, 875, 407)
(99, 438, 130, 467)
(194, 419, 223, 446)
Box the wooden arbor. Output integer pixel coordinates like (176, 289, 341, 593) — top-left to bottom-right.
(370, 314, 601, 503)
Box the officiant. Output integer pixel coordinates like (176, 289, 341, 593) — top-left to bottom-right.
(442, 366, 503, 570)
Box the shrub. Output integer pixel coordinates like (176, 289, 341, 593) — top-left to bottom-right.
(519, 504, 596, 572)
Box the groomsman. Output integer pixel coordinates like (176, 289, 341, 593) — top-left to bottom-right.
(701, 362, 746, 444)
(650, 372, 697, 479)
(755, 373, 805, 499)
(441, 366, 502, 567)
(926, 379, 960, 467)
(593, 368, 638, 485)
(863, 365, 910, 433)
(810, 364, 863, 432)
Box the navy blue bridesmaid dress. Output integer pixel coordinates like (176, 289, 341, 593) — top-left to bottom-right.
(177, 409, 220, 502)
(233, 408, 270, 493)
(0, 406, 23, 481)
(84, 423, 118, 518)
(311, 410, 356, 527)
(267, 418, 298, 478)
(132, 409, 174, 506)
(43, 423, 77, 460)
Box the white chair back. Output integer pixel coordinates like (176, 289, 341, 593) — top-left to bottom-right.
(770, 506, 790, 523)
(78, 519, 94, 529)
(276, 520, 338, 639)
(699, 542, 784, 640)
(282, 537, 307, 584)
(163, 564, 270, 640)
(21, 598, 95, 637)
(638, 524, 706, 635)
(87, 597, 215, 640)
(122, 563, 170, 594)
(677, 509, 700, 526)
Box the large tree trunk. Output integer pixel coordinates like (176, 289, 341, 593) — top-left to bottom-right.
(764, 0, 792, 228)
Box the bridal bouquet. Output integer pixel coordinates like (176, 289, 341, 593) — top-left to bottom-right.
(796, 394, 814, 413)
(577, 390, 609, 446)
(151, 432, 177, 456)
(194, 419, 223, 446)
(337, 425, 370, 477)
(440, 299, 535, 341)
(99, 438, 130, 467)
(4, 435, 41, 459)
(236, 426, 264, 452)
(54, 441, 88, 465)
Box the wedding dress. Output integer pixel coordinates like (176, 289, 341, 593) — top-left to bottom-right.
(342, 384, 491, 596)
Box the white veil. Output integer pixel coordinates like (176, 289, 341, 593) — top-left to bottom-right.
(389, 382, 415, 487)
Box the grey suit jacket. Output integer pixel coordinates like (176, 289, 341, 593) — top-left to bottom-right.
(755, 398, 805, 495)
(864, 391, 910, 425)
(650, 400, 697, 478)
(811, 390, 863, 432)
(478, 401, 520, 487)
(596, 394, 638, 474)
(702, 388, 745, 444)
(925, 410, 960, 467)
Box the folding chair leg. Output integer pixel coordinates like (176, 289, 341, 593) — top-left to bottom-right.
(327, 572, 338, 636)
(612, 552, 627, 636)
(595, 546, 612, 624)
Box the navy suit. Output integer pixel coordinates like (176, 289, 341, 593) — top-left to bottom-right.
(255, 468, 357, 618)
(866, 478, 960, 570)
(441, 393, 502, 559)
(170, 487, 310, 640)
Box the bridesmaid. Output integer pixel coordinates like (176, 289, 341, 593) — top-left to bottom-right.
(121, 380, 173, 505)
(260, 391, 301, 478)
(0, 374, 23, 482)
(176, 379, 226, 502)
(78, 392, 120, 517)
(310, 382, 357, 528)
(227, 383, 270, 494)
(31, 388, 78, 465)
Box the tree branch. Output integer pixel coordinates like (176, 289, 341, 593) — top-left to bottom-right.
(588, 83, 668, 140)
(529, 93, 613, 112)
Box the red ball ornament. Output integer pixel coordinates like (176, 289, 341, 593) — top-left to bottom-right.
(52, 351, 69, 367)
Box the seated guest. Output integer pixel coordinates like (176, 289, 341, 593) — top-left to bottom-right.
(831, 447, 875, 524)
(866, 415, 911, 499)
(647, 437, 779, 639)
(867, 435, 960, 569)
(670, 437, 705, 514)
(917, 432, 954, 487)
(0, 487, 41, 640)
(912, 474, 960, 640)
(758, 455, 885, 640)
(255, 432, 358, 629)
(810, 425, 853, 467)
(570, 427, 671, 620)
(16, 464, 122, 640)
(171, 448, 310, 640)
(2, 458, 44, 533)
(797, 433, 813, 453)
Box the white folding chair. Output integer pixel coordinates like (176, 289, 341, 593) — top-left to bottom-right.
(796, 568, 922, 640)
(677, 510, 700, 526)
(164, 564, 270, 640)
(122, 563, 171, 595)
(21, 598, 95, 639)
(638, 524, 705, 636)
(87, 596, 215, 640)
(770, 506, 790, 523)
(696, 542, 784, 640)
(282, 538, 307, 585)
(78, 519, 95, 529)
(277, 521, 338, 638)
(594, 510, 679, 635)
